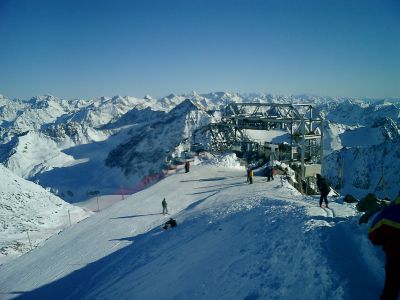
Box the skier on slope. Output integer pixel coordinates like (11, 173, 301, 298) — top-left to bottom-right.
(266, 166, 272, 182)
(162, 198, 168, 215)
(368, 193, 400, 300)
(316, 174, 330, 208)
(266, 160, 275, 182)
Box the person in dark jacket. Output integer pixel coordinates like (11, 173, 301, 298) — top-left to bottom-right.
(185, 161, 190, 173)
(162, 198, 168, 215)
(369, 194, 400, 300)
(316, 174, 330, 208)
(163, 218, 177, 229)
(266, 166, 272, 182)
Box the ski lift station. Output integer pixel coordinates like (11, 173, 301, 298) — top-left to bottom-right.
(192, 102, 324, 184)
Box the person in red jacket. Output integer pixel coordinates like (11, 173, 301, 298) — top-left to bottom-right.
(368, 193, 400, 300)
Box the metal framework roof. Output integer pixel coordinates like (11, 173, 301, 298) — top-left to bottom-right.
(193, 102, 325, 180)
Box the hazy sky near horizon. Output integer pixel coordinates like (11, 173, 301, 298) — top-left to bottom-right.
(0, 0, 399, 100)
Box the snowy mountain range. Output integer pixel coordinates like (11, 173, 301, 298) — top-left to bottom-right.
(320, 101, 400, 199)
(0, 92, 399, 202)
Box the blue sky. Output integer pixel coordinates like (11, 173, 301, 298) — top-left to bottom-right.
(0, 0, 399, 99)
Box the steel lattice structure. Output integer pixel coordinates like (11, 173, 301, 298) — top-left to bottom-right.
(193, 102, 324, 180)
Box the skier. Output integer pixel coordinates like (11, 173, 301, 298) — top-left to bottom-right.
(162, 198, 168, 215)
(316, 174, 330, 208)
(368, 194, 400, 300)
(266, 166, 275, 181)
(266, 166, 272, 182)
(184, 161, 190, 173)
(248, 168, 254, 184)
(163, 217, 177, 230)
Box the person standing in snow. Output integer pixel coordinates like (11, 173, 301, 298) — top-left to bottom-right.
(248, 168, 254, 184)
(266, 166, 275, 181)
(266, 166, 272, 182)
(368, 193, 400, 300)
(316, 174, 330, 208)
(184, 161, 190, 173)
(162, 198, 168, 215)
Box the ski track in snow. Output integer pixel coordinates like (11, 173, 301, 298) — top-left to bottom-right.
(0, 166, 382, 300)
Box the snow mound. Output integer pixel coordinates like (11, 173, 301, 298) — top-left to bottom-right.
(199, 153, 243, 169)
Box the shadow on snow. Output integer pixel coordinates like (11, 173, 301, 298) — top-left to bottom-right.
(110, 213, 163, 219)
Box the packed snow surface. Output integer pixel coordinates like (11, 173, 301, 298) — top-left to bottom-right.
(0, 161, 384, 300)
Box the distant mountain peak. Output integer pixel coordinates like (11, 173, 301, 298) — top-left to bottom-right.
(30, 94, 58, 101)
(111, 95, 125, 101)
(169, 98, 204, 115)
(166, 93, 177, 99)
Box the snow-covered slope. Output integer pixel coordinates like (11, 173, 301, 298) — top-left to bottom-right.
(322, 99, 400, 127)
(5, 131, 76, 179)
(105, 99, 213, 177)
(17, 100, 65, 131)
(323, 118, 400, 200)
(0, 164, 89, 264)
(0, 158, 383, 299)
